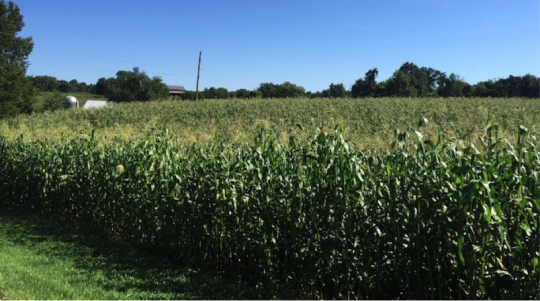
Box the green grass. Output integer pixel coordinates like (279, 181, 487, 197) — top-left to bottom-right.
(0, 209, 282, 300)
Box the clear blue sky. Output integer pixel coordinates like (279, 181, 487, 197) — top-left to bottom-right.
(13, 0, 540, 92)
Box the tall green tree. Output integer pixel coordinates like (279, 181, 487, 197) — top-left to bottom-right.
(351, 68, 378, 98)
(234, 88, 251, 99)
(397, 62, 427, 96)
(398, 62, 446, 97)
(257, 82, 305, 98)
(386, 70, 418, 97)
(203, 87, 217, 99)
(257, 82, 279, 98)
(0, 0, 35, 118)
(323, 83, 347, 98)
(437, 73, 467, 97)
(94, 77, 112, 95)
(29, 75, 59, 92)
(520, 74, 540, 98)
(105, 67, 169, 102)
(216, 87, 229, 99)
(279, 81, 305, 98)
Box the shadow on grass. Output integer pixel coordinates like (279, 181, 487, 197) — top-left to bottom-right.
(0, 208, 282, 300)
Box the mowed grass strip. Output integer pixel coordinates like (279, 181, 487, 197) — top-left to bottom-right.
(0, 209, 280, 300)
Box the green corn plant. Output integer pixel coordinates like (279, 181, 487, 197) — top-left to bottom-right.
(0, 124, 538, 299)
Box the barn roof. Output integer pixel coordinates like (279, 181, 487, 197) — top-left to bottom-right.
(168, 85, 186, 93)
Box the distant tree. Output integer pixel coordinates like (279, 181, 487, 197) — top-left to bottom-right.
(472, 82, 489, 97)
(350, 78, 363, 98)
(471, 75, 539, 98)
(68, 79, 79, 92)
(41, 92, 64, 112)
(249, 90, 263, 99)
(257, 82, 279, 98)
(30, 75, 59, 92)
(179, 90, 196, 100)
(257, 82, 305, 98)
(68, 79, 89, 93)
(199, 87, 232, 99)
(327, 83, 347, 98)
(493, 78, 510, 97)
(279, 81, 305, 98)
(321, 89, 330, 98)
(203, 87, 217, 99)
(58, 80, 70, 92)
(462, 84, 473, 97)
(506, 78, 519, 97)
(235, 88, 250, 99)
(529, 78, 540, 98)
(216, 87, 229, 99)
(424, 68, 446, 96)
(308, 91, 324, 98)
(386, 70, 418, 97)
(397, 62, 447, 97)
(374, 81, 388, 97)
(497, 74, 540, 98)
(105, 67, 168, 102)
(520, 74, 540, 97)
(351, 68, 378, 98)
(30, 76, 92, 94)
(144, 75, 170, 100)
(94, 77, 110, 95)
(0, 0, 36, 118)
(398, 62, 427, 96)
(437, 73, 467, 97)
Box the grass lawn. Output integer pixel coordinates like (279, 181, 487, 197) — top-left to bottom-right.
(0, 209, 280, 300)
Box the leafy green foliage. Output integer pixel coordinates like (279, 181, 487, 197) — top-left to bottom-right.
(326, 83, 348, 98)
(40, 92, 64, 112)
(28, 76, 95, 94)
(0, 0, 35, 119)
(258, 82, 306, 98)
(351, 68, 379, 98)
(386, 70, 418, 97)
(474, 75, 540, 98)
(346, 62, 539, 99)
(0, 125, 538, 299)
(438, 73, 468, 97)
(103, 67, 169, 102)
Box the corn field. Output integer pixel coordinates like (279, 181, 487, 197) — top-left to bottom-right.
(2, 97, 539, 150)
(0, 123, 538, 299)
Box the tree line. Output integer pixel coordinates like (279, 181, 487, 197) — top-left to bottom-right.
(29, 76, 95, 94)
(341, 63, 539, 98)
(177, 65, 539, 101)
(26, 62, 540, 101)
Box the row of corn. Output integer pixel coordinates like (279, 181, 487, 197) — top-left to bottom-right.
(0, 126, 538, 299)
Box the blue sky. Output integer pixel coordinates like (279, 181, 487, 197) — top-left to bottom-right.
(13, 0, 540, 92)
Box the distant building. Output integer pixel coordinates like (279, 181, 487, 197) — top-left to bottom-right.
(168, 85, 185, 97)
(83, 100, 116, 110)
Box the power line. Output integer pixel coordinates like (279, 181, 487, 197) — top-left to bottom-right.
(32, 50, 197, 72)
(199, 68, 256, 89)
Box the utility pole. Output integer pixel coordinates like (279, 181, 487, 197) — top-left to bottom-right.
(195, 51, 202, 101)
